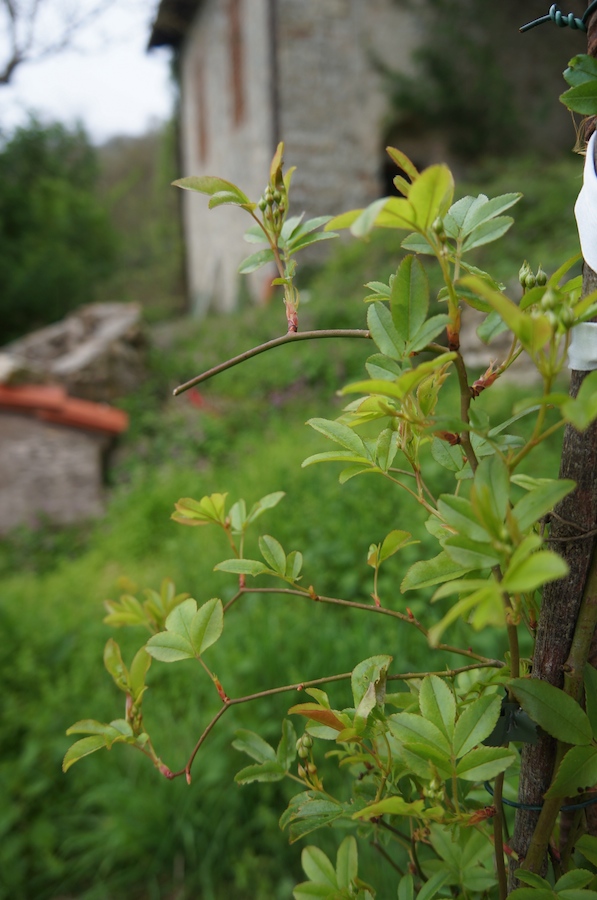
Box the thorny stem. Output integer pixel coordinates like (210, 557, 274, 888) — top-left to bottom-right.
(172, 329, 371, 395)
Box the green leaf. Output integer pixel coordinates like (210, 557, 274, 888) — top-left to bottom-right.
(128, 647, 151, 701)
(438, 494, 490, 543)
(453, 694, 502, 758)
(336, 835, 358, 891)
(401, 551, 474, 592)
(399, 873, 414, 900)
(351, 197, 391, 237)
(145, 631, 194, 662)
(277, 719, 297, 771)
(462, 217, 513, 252)
(514, 871, 553, 891)
(510, 678, 592, 745)
(564, 54, 597, 87)
(172, 492, 228, 527)
(214, 558, 270, 576)
(280, 791, 345, 843)
(379, 529, 414, 563)
(245, 491, 285, 525)
(286, 230, 337, 254)
(307, 417, 369, 456)
(512, 479, 575, 532)
(455, 746, 516, 781)
(286, 550, 303, 581)
(354, 796, 430, 820)
(386, 146, 420, 182)
(234, 760, 286, 784)
(302, 845, 338, 887)
(417, 871, 450, 900)
(401, 232, 435, 254)
(419, 675, 456, 742)
(259, 535, 286, 574)
(407, 315, 450, 354)
(172, 175, 251, 206)
(461, 193, 521, 234)
(585, 664, 597, 739)
(477, 309, 508, 345)
(389, 712, 451, 755)
(471, 454, 509, 536)
(431, 438, 465, 472)
(576, 834, 597, 867)
(408, 164, 454, 230)
(62, 735, 109, 772)
(367, 301, 405, 360)
(103, 638, 128, 691)
(238, 248, 275, 274)
(555, 871, 595, 892)
(391, 255, 429, 342)
(232, 729, 277, 763)
(562, 371, 597, 431)
(442, 535, 499, 570)
(461, 275, 552, 357)
(503, 551, 568, 593)
(545, 745, 597, 798)
(190, 597, 224, 655)
(561, 81, 597, 116)
(507, 890, 554, 900)
(351, 655, 392, 708)
(325, 208, 363, 232)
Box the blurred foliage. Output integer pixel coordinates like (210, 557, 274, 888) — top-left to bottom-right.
(0, 143, 584, 897)
(385, 0, 585, 158)
(95, 122, 186, 321)
(0, 118, 118, 342)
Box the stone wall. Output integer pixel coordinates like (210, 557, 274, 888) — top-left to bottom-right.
(177, 0, 418, 315)
(0, 413, 110, 533)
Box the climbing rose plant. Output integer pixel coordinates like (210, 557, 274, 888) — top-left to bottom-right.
(65, 58, 597, 899)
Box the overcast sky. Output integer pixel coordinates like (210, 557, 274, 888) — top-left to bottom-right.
(0, 1, 174, 144)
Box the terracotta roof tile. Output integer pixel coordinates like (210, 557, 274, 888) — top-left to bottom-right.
(0, 385, 128, 435)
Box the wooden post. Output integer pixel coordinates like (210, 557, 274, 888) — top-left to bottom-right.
(509, 3, 597, 885)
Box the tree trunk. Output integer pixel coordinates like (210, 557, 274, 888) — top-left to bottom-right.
(508, 8, 597, 874)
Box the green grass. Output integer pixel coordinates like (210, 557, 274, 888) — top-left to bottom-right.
(0, 149, 582, 899)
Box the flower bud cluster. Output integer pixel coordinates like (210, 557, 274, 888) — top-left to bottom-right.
(258, 184, 286, 229)
(519, 262, 547, 291)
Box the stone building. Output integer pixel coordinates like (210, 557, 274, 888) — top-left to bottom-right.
(149, 0, 422, 316)
(0, 385, 128, 533)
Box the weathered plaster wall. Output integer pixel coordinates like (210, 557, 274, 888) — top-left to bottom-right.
(179, 0, 275, 316)
(178, 0, 419, 315)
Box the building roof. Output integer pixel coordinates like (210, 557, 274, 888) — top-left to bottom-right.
(148, 0, 201, 48)
(0, 384, 129, 435)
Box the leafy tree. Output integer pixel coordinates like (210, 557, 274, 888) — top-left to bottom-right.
(0, 118, 117, 341)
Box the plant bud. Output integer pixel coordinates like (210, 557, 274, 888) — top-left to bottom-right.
(306, 762, 317, 775)
(536, 265, 547, 286)
(524, 273, 537, 290)
(258, 197, 267, 211)
(273, 189, 282, 204)
(297, 763, 306, 779)
(297, 746, 309, 759)
(559, 306, 575, 329)
(540, 288, 557, 311)
(301, 734, 313, 749)
(519, 261, 532, 286)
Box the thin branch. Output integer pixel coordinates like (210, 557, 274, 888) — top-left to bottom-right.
(173, 329, 371, 395)
(234, 586, 503, 665)
(172, 670, 354, 779)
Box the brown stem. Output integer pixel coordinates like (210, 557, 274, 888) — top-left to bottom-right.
(453, 351, 478, 472)
(172, 329, 371, 395)
(493, 771, 508, 900)
(236, 586, 503, 665)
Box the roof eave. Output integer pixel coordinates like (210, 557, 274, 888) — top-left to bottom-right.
(148, 0, 202, 49)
